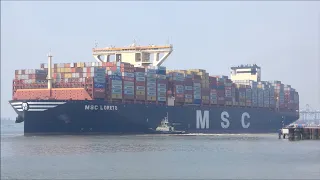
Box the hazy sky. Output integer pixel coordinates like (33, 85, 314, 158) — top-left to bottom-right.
(1, 1, 319, 118)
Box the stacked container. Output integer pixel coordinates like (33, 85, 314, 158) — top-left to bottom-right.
(238, 84, 246, 106)
(225, 80, 233, 105)
(122, 65, 135, 100)
(284, 85, 291, 109)
(14, 62, 299, 111)
(263, 88, 270, 108)
(135, 68, 146, 101)
(108, 65, 123, 100)
(250, 81, 258, 107)
(15, 69, 47, 84)
(217, 79, 225, 105)
(294, 92, 299, 111)
(232, 83, 237, 106)
(184, 74, 194, 103)
(209, 76, 217, 105)
(156, 66, 167, 102)
(146, 68, 157, 101)
(275, 83, 285, 109)
(245, 85, 252, 107)
(257, 82, 266, 108)
(269, 85, 276, 109)
(193, 75, 202, 104)
(93, 67, 106, 99)
(167, 72, 185, 103)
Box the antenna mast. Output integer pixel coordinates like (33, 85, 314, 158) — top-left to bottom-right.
(47, 50, 53, 96)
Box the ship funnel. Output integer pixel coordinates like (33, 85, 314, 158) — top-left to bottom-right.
(47, 52, 53, 90)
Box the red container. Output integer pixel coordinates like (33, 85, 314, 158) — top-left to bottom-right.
(134, 67, 145, 72)
(106, 62, 114, 67)
(110, 67, 117, 71)
(123, 77, 134, 81)
(135, 81, 145, 86)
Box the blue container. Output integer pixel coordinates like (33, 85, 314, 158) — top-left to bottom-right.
(112, 89, 122, 94)
(123, 81, 134, 86)
(123, 72, 135, 78)
(35, 69, 47, 74)
(136, 86, 145, 91)
(94, 78, 105, 84)
(157, 97, 166, 101)
(185, 74, 193, 79)
(94, 83, 105, 89)
(110, 75, 122, 81)
(147, 82, 156, 87)
(194, 94, 201, 100)
(112, 85, 122, 89)
(111, 80, 122, 85)
(147, 87, 156, 91)
(147, 92, 156, 96)
(157, 74, 167, 79)
(157, 84, 166, 88)
(124, 86, 134, 91)
(185, 94, 192, 99)
(147, 79, 156, 83)
(135, 72, 145, 77)
(136, 77, 145, 82)
(157, 66, 166, 71)
(147, 69, 157, 74)
(193, 99, 202, 104)
(157, 88, 166, 93)
(124, 90, 134, 95)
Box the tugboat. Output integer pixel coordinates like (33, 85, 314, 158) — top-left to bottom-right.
(153, 113, 186, 134)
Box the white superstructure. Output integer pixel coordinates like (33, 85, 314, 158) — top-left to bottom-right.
(230, 64, 261, 83)
(92, 43, 173, 67)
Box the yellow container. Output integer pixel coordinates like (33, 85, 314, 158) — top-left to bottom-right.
(147, 96, 156, 101)
(136, 91, 145, 95)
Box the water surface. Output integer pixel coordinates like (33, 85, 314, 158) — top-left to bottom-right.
(1, 120, 319, 179)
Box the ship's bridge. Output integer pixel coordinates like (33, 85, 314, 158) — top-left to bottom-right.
(230, 64, 261, 83)
(92, 43, 173, 67)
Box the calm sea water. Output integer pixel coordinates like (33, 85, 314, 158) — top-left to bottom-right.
(1, 120, 320, 179)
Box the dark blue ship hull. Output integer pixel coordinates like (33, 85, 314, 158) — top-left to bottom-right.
(9, 100, 299, 135)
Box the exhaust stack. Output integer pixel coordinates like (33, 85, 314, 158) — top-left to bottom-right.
(47, 52, 53, 90)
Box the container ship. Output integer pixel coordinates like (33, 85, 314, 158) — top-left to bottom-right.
(9, 43, 300, 135)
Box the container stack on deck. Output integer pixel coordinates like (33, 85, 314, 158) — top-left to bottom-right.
(167, 71, 185, 104)
(192, 75, 201, 104)
(217, 77, 225, 105)
(92, 67, 106, 99)
(107, 63, 123, 100)
(184, 74, 194, 104)
(134, 67, 146, 101)
(12, 61, 299, 112)
(209, 76, 217, 105)
(268, 85, 275, 109)
(225, 80, 233, 106)
(146, 68, 157, 102)
(156, 66, 167, 103)
(122, 63, 135, 101)
(284, 85, 296, 110)
(250, 81, 258, 107)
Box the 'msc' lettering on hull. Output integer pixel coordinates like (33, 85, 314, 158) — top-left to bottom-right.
(85, 105, 118, 111)
(196, 110, 251, 129)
